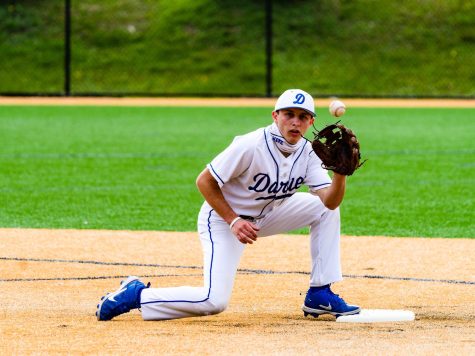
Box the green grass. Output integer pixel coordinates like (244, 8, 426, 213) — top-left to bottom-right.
(0, 105, 474, 238)
(340, 108, 475, 237)
(0, 0, 474, 96)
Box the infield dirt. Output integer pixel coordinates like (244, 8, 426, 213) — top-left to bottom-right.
(1, 97, 474, 354)
(1, 228, 474, 355)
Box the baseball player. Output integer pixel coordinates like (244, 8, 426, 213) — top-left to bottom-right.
(96, 89, 360, 321)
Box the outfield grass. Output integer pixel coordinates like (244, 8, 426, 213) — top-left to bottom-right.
(0, 105, 473, 238)
(0, 0, 473, 96)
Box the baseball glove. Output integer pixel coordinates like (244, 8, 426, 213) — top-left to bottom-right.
(311, 122, 365, 176)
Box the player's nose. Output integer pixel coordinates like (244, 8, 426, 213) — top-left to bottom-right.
(291, 120, 300, 128)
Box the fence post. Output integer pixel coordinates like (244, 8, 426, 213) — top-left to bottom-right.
(265, 0, 272, 97)
(64, 0, 71, 96)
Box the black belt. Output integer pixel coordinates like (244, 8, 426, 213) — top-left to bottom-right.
(239, 215, 256, 223)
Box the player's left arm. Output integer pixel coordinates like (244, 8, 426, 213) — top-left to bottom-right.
(312, 173, 346, 210)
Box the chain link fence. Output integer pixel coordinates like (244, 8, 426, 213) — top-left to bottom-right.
(0, 0, 474, 97)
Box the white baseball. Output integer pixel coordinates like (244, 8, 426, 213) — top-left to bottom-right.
(329, 100, 346, 117)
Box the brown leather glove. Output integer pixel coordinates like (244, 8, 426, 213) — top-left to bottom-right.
(312, 123, 365, 176)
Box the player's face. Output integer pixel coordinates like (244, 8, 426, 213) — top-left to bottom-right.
(272, 108, 314, 144)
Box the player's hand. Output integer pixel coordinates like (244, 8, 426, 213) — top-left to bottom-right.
(231, 219, 260, 244)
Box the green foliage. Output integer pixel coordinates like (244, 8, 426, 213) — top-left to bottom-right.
(0, 105, 473, 238)
(0, 1, 64, 93)
(0, 0, 474, 96)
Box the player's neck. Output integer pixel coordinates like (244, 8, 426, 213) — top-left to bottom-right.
(269, 123, 302, 156)
(278, 149, 291, 158)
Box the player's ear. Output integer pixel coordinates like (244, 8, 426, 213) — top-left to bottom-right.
(272, 110, 279, 122)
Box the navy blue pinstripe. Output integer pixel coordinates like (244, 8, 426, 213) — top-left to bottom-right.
(140, 209, 215, 305)
(289, 141, 306, 178)
(208, 164, 224, 185)
(255, 129, 280, 217)
(306, 142, 331, 189)
(309, 182, 331, 189)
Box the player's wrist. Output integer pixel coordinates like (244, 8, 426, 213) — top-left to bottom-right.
(332, 172, 346, 179)
(229, 216, 242, 229)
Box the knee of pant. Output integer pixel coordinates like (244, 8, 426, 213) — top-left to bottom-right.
(312, 206, 339, 226)
(324, 206, 340, 217)
(203, 297, 228, 315)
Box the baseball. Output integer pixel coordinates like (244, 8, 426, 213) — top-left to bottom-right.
(329, 100, 346, 117)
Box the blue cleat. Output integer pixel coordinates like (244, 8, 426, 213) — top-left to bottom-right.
(302, 285, 360, 318)
(96, 276, 149, 321)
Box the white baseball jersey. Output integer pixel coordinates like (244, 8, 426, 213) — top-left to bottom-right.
(207, 124, 332, 218)
(139, 123, 343, 321)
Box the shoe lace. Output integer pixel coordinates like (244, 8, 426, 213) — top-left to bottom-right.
(328, 288, 347, 307)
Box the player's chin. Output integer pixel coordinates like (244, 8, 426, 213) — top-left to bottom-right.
(286, 132, 301, 144)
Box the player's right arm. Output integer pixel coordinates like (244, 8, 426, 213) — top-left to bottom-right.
(312, 172, 346, 210)
(196, 168, 259, 244)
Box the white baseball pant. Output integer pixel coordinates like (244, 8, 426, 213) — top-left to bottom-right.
(140, 192, 342, 320)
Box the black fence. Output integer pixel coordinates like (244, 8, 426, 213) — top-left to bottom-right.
(0, 0, 474, 98)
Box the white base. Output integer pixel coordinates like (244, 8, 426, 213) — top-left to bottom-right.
(336, 309, 415, 323)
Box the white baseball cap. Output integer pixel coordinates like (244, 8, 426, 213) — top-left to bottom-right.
(274, 89, 315, 117)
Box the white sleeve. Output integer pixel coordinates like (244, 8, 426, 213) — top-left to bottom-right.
(305, 151, 332, 192)
(207, 136, 254, 187)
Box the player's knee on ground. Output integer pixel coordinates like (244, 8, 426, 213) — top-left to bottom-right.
(200, 296, 229, 316)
